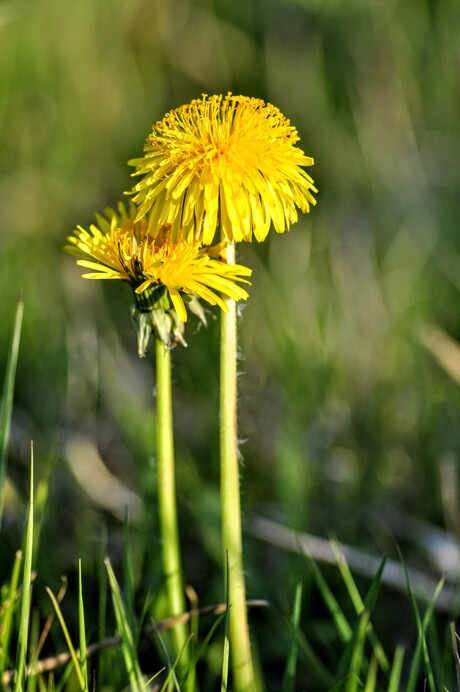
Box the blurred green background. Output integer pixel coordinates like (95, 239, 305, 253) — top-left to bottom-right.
(1, 0, 460, 687)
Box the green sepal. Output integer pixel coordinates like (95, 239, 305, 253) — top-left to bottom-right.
(185, 294, 207, 327)
(130, 285, 210, 356)
(130, 285, 187, 356)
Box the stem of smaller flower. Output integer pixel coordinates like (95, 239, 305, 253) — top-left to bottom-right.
(220, 244, 256, 692)
(155, 339, 188, 670)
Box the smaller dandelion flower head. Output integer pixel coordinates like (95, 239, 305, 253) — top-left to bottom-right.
(128, 93, 317, 245)
(65, 202, 252, 353)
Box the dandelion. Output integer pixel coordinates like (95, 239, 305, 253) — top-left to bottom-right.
(129, 93, 317, 244)
(65, 202, 252, 353)
(65, 200, 252, 670)
(127, 94, 317, 692)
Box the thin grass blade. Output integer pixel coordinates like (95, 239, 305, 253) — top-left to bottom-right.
(160, 633, 193, 692)
(123, 513, 135, 631)
(145, 667, 167, 686)
(27, 609, 40, 692)
(387, 646, 405, 692)
(153, 619, 179, 691)
(299, 547, 352, 642)
(78, 560, 88, 689)
(344, 609, 370, 692)
(97, 528, 108, 686)
(0, 299, 23, 528)
(104, 557, 144, 691)
(282, 576, 302, 692)
(0, 550, 23, 676)
(33, 451, 55, 563)
(184, 585, 199, 692)
(53, 658, 77, 692)
(336, 556, 386, 681)
(401, 548, 444, 692)
(418, 577, 445, 692)
(188, 610, 227, 673)
(450, 623, 460, 692)
(45, 587, 86, 690)
(331, 541, 389, 673)
(14, 445, 34, 692)
(330, 538, 363, 613)
(363, 654, 378, 692)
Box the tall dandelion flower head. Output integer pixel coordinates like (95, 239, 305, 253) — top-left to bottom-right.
(128, 93, 317, 245)
(65, 202, 252, 353)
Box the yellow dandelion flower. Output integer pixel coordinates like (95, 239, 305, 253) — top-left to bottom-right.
(65, 203, 252, 352)
(128, 93, 317, 245)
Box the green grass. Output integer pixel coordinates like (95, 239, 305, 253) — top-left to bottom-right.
(13, 446, 33, 691)
(0, 299, 23, 527)
(1, 0, 460, 688)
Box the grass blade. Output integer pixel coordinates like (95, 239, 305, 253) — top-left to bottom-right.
(363, 654, 378, 691)
(97, 527, 108, 686)
(450, 623, 460, 691)
(401, 547, 444, 692)
(387, 646, 405, 692)
(299, 547, 352, 642)
(33, 451, 55, 563)
(45, 587, 86, 690)
(159, 633, 193, 692)
(331, 540, 389, 673)
(0, 299, 23, 528)
(220, 609, 230, 692)
(0, 550, 23, 676)
(184, 585, 199, 692)
(104, 557, 144, 691)
(282, 576, 302, 692)
(123, 513, 135, 631)
(27, 609, 40, 692)
(336, 555, 386, 681)
(345, 609, 370, 692)
(190, 611, 228, 669)
(78, 560, 88, 689)
(14, 444, 34, 692)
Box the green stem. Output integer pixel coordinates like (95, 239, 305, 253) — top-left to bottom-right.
(155, 339, 188, 668)
(220, 243, 255, 692)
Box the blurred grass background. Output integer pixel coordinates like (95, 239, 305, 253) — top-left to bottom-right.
(1, 0, 460, 687)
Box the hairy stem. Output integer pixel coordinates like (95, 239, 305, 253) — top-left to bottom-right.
(220, 243, 255, 691)
(155, 339, 188, 669)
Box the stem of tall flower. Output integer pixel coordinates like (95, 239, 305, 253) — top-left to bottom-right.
(220, 243, 255, 692)
(155, 339, 188, 669)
